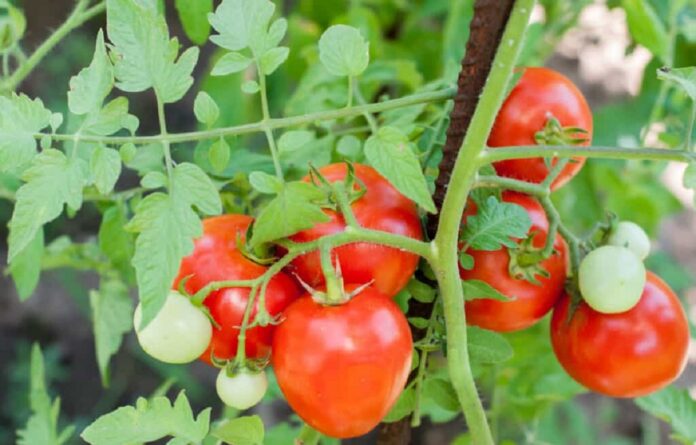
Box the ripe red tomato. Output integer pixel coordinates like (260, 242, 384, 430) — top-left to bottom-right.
(272, 286, 413, 438)
(551, 272, 690, 397)
(488, 67, 593, 190)
(289, 163, 423, 298)
(460, 192, 567, 332)
(174, 215, 300, 365)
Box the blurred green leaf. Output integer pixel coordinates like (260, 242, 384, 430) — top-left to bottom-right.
(174, 0, 212, 45)
(636, 387, 696, 444)
(319, 25, 369, 77)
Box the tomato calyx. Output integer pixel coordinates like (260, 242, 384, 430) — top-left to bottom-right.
(239, 227, 277, 266)
(534, 115, 589, 146)
(507, 234, 551, 285)
(308, 162, 366, 211)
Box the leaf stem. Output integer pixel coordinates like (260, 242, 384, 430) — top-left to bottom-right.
(155, 97, 174, 184)
(257, 68, 285, 181)
(687, 102, 696, 152)
(296, 424, 322, 445)
(352, 77, 379, 134)
(411, 301, 439, 427)
(2, 0, 105, 92)
(33, 88, 456, 144)
(429, 1, 534, 444)
(480, 145, 696, 164)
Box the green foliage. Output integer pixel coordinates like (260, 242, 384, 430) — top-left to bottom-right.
(174, 0, 213, 45)
(636, 387, 696, 444)
(81, 392, 210, 445)
(16, 345, 75, 445)
(0, 93, 52, 174)
(460, 196, 532, 250)
(319, 24, 370, 77)
(211, 415, 264, 445)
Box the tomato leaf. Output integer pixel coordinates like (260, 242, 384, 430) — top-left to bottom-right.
(16, 344, 76, 445)
(622, 0, 669, 62)
(364, 126, 436, 213)
(249, 181, 330, 247)
(212, 415, 264, 445)
(193, 91, 219, 127)
(249, 171, 283, 194)
(99, 204, 134, 276)
(211, 51, 254, 76)
(260, 46, 289, 75)
(174, 0, 212, 45)
(407, 279, 436, 303)
(658, 67, 696, 102)
(90, 277, 133, 387)
(461, 196, 531, 250)
(382, 387, 416, 422)
(319, 25, 370, 77)
(467, 326, 513, 364)
(82, 97, 139, 136)
(424, 378, 460, 412)
(9, 229, 43, 301)
(461, 279, 511, 302)
(0, 93, 52, 173)
(208, 137, 231, 173)
(126, 163, 221, 328)
(67, 30, 113, 115)
(81, 392, 210, 445)
(636, 387, 696, 445)
(91, 146, 122, 195)
(106, 0, 199, 103)
(8, 149, 88, 263)
(278, 130, 315, 153)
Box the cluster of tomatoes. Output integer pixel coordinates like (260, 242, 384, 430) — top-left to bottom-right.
(135, 163, 422, 438)
(465, 67, 690, 398)
(132, 66, 690, 439)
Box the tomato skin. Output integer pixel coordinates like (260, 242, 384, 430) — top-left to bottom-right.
(272, 286, 413, 438)
(290, 163, 423, 298)
(174, 215, 300, 365)
(488, 67, 593, 190)
(551, 272, 690, 397)
(460, 192, 568, 332)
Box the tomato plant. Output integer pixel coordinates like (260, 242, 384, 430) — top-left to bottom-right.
(174, 215, 300, 364)
(272, 286, 413, 438)
(3, 1, 696, 445)
(289, 163, 423, 298)
(551, 272, 690, 397)
(488, 67, 593, 189)
(460, 192, 567, 332)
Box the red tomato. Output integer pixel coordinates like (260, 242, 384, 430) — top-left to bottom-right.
(289, 163, 423, 298)
(550, 272, 690, 397)
(460, 192, 567, 332)
(174, 215, 300, 365)
(272, 286, 413, 438)
(488, 67, 593, 190)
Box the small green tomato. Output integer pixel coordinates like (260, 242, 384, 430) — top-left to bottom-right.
(216, 368, 268, 410)
(579, 245, 646, 314)
(606, 221, 651, 260)
(134, 291, 212, 364)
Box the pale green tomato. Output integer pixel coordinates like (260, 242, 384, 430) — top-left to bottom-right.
(606, 221, 651, 260)
(579, 246, 646, 314)
(216, 368, 268, 410)
(134, 291, 212, 364)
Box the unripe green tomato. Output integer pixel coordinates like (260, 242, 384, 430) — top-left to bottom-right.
(606, 221, 651, 260)
(216, 368, 268, 410)
(579, 245, 646, 314)
(134, 291, 212, 364)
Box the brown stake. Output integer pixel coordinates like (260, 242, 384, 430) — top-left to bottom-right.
(376, 0, 516, 443)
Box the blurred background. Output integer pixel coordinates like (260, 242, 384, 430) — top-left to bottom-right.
(1, 0, 695, 444)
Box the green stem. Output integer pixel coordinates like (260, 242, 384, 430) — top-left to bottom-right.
(346, 75, 354, 108)
(296, 424, 322, 445)
(2, 0, 105, 92)
(233, 283, 260, 364)
(32, 88, 455, 145)
(640, 82, 670, 146)
(257, 68, 284, 181)
(411, 302, 439, 427)
(687, 102, 696, 152)
(352, 77, 379, 134)
(480, 145, 696, 164)
(332, 182, 360, 228)
(319, 241, 343, 304)
(429, 2, 534, 444)
(155, 97, 174, 184)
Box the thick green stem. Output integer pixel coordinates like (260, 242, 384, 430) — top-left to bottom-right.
(2, 0, 105, 92)
(34, 87, 456, 145)
(429, 2, 534, 444)
(481, 145, 696, 164)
